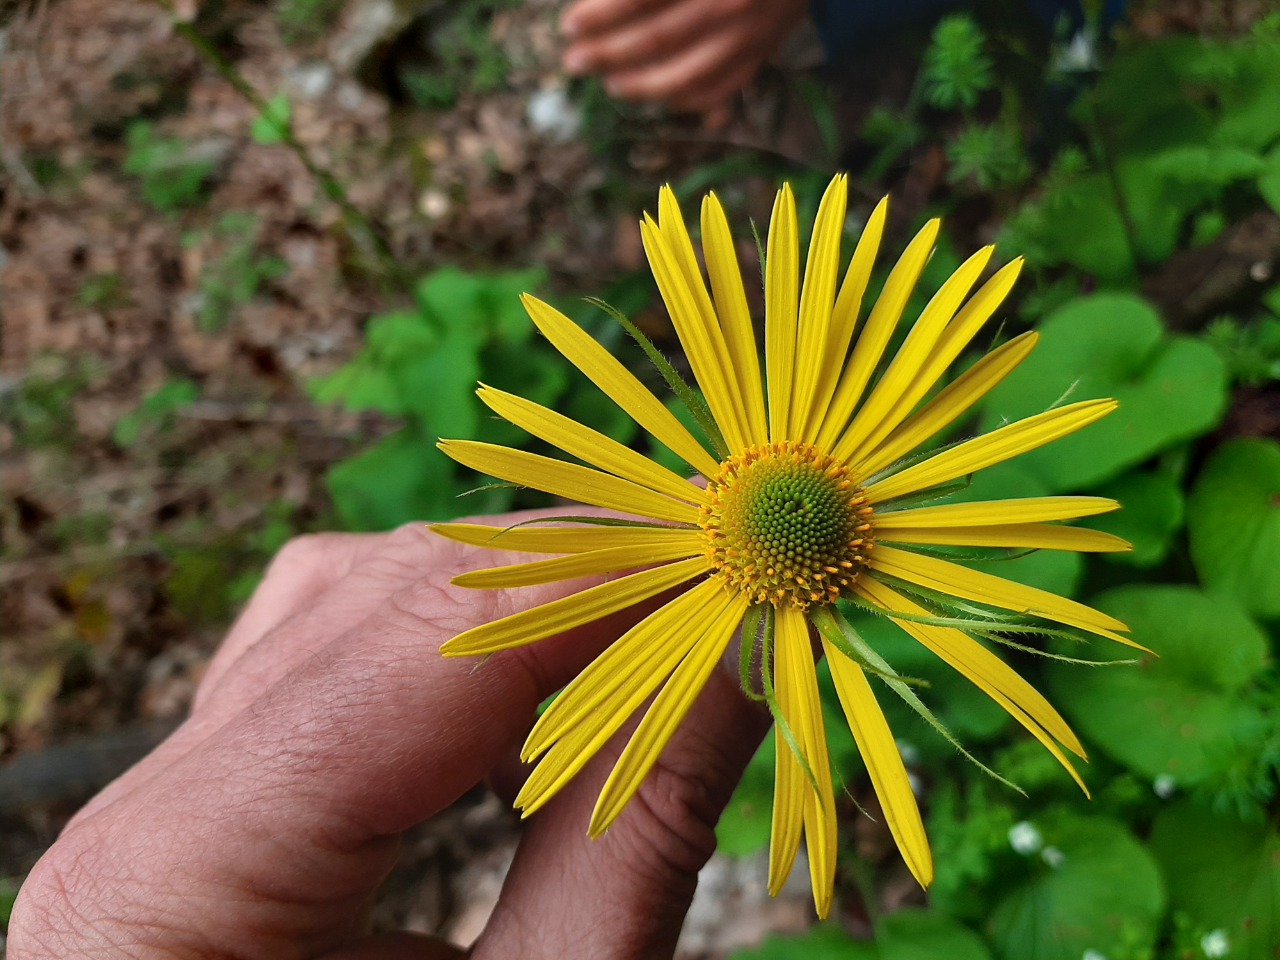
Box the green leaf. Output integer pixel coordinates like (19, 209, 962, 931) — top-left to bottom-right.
(716, 732, 775, 857)
(1081, 468, 1184, 567)
(326, 427, 503, 530)
(1188, 438, 1280, 618)
(415, 266, 545, 343)
(740, 910, 993, 960)
(251, 92, 292, 145)
(307, 355, 404, 415)
(731, 924, 870, 960)
(987, 814, 1166, 960)
(393, 335, 482, 439)
(1045, 585, 1270, 784)
(1260, 144, 1280, 216)
(922, 14, 994, 111)
(1000, 173, 1138, 283)
(875, 910, 993, 960)
(1148, 801, 1280, 960)
(981, 294, 1228, 490)
(113, 378, 200, 447)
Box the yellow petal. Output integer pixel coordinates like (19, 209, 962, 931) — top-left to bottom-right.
(855, 331, 1038, 478)
(868, 546, 1145, 649)
(440, 439, 700, 525)
(521, 294, 720, 477)
(771, 606, 837, 919)
(589, 590, 749, 834)
(878, 523, 1132, 552)
(803, 196, 887, 439)
(515, 720, 599, 816)
(935, 257, 1025, 359)
(522, 579, 730, 759)
(642, 214, 750, 452)
(765, 184, 800, 441)
(875, 496, 1119, 528)
(430, 522, 696, 555)
(816, 219, 940, 451)
(856, 578, 1088, 763)
(451, 538, 705, 589)
(702, 192, 768, 444)
(769, 690, 804, 898)
(834, 245, 994, 463)
(872, 258, 1026, 458)
(791, 175, 848, 440)
(865, 399, 1118, 506)
(478, 385, 706, 505)
(516, 583, 735, 814)
(441, 557, 705, 655)
(821, 638, 933, 887)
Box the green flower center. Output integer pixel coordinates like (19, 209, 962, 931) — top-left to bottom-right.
(700, 441, 874, 608)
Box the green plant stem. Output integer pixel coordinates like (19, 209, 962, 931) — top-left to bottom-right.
(148, 0, 412, 295)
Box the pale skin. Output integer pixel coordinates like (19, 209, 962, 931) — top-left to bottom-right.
(8, 511, 771, 960)
(561, 0, 811, 125)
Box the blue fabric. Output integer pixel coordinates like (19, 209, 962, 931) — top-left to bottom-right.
(809, 0, 1129, 61)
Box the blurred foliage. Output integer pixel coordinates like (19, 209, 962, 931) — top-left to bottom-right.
(720, 16, 1280, 960)
(309, 266, 644, 530)
(396, 0, 516, 109)
(113, 378, 200, 447)
(123, 120, 216, 212)
(184, 212, 289, 333)
(276, 0, 345, 47)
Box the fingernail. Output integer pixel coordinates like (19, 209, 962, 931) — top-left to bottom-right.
(563, 48, 589, 74)
(561, 10, 581, 37)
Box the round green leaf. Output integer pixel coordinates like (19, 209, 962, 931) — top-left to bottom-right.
(1149, 801, 1280, 960)
(1045, 586, 1269, 784)
(988, 814, 1165, 960)
(1188, 438, 1280, 618)
(731, 912, 992, 960)
(876, 909, 992, 960)
(731, 924, 874, 960)
(1081, 469, 1184, 567)
(980, 294, 1228, 491)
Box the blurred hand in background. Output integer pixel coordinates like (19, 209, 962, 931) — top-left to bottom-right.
(560, 0, 811, 126)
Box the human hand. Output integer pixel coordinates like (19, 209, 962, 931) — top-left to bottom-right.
(561, 0, 810, 124)
(9, 512, 770, 959)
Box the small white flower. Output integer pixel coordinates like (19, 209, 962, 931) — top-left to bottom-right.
(1052, 29, 1101, 73)
(1154, 774, 1177, 799)
(1008, 821, 1044, 856)
(907, 772, 923, 797)
(527, 87, 581, 142)
(1201, 929, 1230, 958)
(1042, 846, 1066, 868)
(1081, 950, 1107, 960)
(896, 739, 920, 765)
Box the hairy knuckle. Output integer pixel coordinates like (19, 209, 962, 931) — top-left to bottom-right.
(619, 751, 726, 882)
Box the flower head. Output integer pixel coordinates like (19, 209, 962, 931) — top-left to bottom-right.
(433, 175, 1138, 917)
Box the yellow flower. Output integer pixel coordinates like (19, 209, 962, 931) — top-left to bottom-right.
(433, 175, 1139, 917)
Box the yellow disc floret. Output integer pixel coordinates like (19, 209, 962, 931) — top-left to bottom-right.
(700, 441, 874, 608)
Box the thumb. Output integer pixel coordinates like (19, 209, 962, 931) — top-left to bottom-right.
(472, 664, 770, 960)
